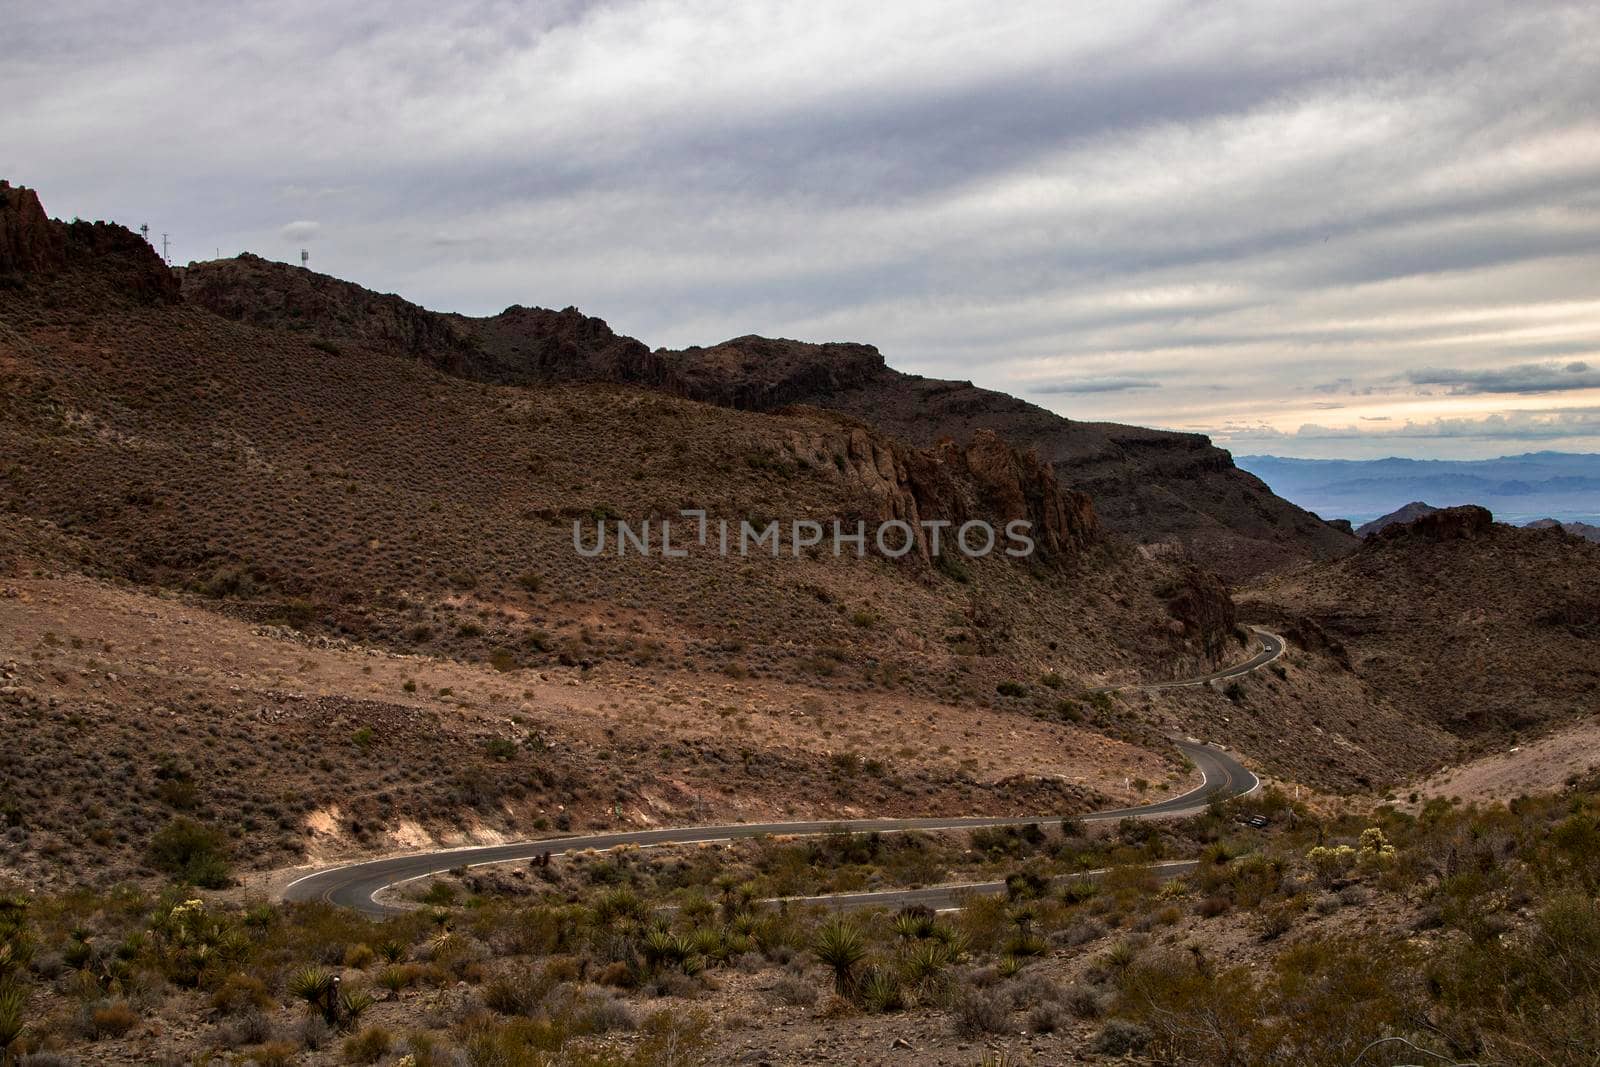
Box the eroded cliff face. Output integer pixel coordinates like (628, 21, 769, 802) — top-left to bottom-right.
(0, 181, 177, 303)
(1162, 568, 1239, 660)
(780, 421, 1101, 565)
(0, 181, 65, 274)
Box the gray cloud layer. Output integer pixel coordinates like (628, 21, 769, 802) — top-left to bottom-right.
(1409, 361, 1600, 395)
(5, 1, 1599, 458)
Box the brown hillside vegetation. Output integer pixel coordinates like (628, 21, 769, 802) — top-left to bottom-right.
(1, 181, 1273, 888)
(1242, 505, 1600, 752)
(179, 253, 1356, 580)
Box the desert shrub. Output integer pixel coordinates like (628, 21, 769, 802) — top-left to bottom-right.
(148, 817, 232, 887)
(1063, 983, 1103, 1019)
(951, 984, 1010, 1035)
(1093, 1019, 1152, 1055)
(768, 973, 817, 1006)
(211, 972, 274, 1015)
(421, 882, 458, 907)
(250, 1041, 299, 1067)
(85, 998, 138, 1038)
(857, 967, 905, 1013)
(1028, 999, 1068, 1033)
(216, 1008, 274, 1048)
(633, 1008, 713, 1065)
(996, 681, 1027, 698)
(341, 1025, 392, 1064)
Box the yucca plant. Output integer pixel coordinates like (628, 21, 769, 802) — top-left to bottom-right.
(287, 965, 339, 1023)
(901, 939, 955, 984)
(288, 966, 335, 1005)
(1003, 931, 1047, 958)
(891, 911, 936, 942)
(813, 918, 867, 996)
(857, 966, 905, 1013)
(0, 981, 26, 1061)
(338, 988, 374, 1029)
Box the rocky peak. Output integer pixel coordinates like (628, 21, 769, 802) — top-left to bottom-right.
(1369, 504, 1494, 544)
(0, 180, 177, 303)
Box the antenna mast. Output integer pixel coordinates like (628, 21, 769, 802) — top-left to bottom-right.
(301, 249, 309, 269)
(161, 233, 171, 265)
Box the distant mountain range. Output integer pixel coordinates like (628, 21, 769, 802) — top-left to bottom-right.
(1236, 453, 1600, 526)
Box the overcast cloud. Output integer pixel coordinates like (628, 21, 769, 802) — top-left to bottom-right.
(4, 0, 1599, 459)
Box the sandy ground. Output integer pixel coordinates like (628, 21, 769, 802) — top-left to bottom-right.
(1411, 714, 1600, 803)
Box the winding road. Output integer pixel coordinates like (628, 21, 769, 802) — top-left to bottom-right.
(284, 631, 1278, 917)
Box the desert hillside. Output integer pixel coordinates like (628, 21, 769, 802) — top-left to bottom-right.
(2, 181, 1280, 890)
(1242, 505, 1600, 750)
(178, 256, 1357, 581)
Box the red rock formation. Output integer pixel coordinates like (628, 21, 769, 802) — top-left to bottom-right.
(0, 181, 66, 273)
(0, 180, 177, 303)
(820, 422, 1100, 565)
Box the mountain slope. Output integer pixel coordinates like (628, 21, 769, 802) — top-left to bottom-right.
(178, 257, 1357, 580)
(1241, 506, 1600, 746)
(3, 181, 1289, 884)
(691, 338, 1359, 582)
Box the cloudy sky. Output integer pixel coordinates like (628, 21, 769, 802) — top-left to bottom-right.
(6, 1, 1600, 458)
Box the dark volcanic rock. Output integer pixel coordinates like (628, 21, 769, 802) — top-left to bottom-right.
(1369, 505, 1493, 545)
(1355, 501, 1439, 538)
(0, 181, 65, 274)
(651, 335, 1356, 581)
(1162, 568, 1240, 660)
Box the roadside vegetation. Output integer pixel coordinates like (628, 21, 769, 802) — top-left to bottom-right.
(1, 770, 1597, 1064)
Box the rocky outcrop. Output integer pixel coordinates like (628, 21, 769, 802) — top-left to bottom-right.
(181, 253, 481, 372)
(465, 305, 676, 388)
(1368, 505, 1493, 545)
(651, 336, 1356, 579)
(1355, 501, 1439, 538)
(172, 212, 1352, 579)
(662, 335, 887, 410)
(1526, 517, 1600, 543)
(1278, 615, 1352, 668)
(1162, 569, 1239, 660)
(0, 181, 177, 302)
(0, 181, 65, 274)
(788, 421, 1100, 565)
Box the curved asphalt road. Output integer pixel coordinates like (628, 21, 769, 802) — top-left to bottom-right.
(284, 634, 1277, 917)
